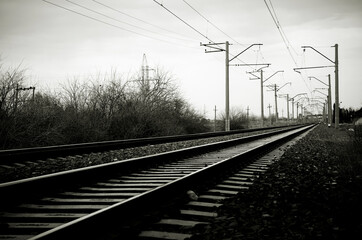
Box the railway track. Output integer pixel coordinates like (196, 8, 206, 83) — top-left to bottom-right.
(0, 124, 314, 240)
(0, 125, 297, 183)
(137, 126, 313, 240)
(0, 125, 295, 164)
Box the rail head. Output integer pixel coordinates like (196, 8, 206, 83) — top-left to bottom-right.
(0, 124, 300, 163)
(0, 125, 308, 206)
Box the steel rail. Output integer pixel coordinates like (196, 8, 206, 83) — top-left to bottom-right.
(0, 124, 314, 239)
(0, 125, 302, 200)
(0, 125, 297, 163)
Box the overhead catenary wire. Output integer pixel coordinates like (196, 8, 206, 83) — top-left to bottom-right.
(153, 0, 214, 43)
(91, 0, 195, 42)
(42, 0, 197, 49)
(180, 0, 261, 70)
(65, 0, 193, 43)
(182, 0, 247, 47)
(263, 0, 312, 97)
(263, 0, 298, 66)
(65, 0, 160, 35)
(268, 0, 299, 57)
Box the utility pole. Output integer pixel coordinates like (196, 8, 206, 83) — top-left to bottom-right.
(246, 106, 250, 128)
(214, 105, 217, 132)
(201, 42, 263, 131)
(295, 97, 309, 120)
(225, 41, 230, 131)
(261, 70, 264, 126)
(279, 93, 290, 122)
(334, 44, 339, 128)
(291, 98, 294, 120)
(247, 69, 283, 127)
(298, 44, 339, 128)
(290, 93, 307, 122)
(15, 84, 19, 112)
(322, 101, 326, 123)
(328, 74, 332, 126)
(286, 94, 289, 122)
(15, 85, 36, 111)
(266, 82, 290, 124)
(200, 41, 230, 131)
(309, 75, 332, 126)
(267, 104, 272, 125)
(266, 84, 278, 123)
(274, 84, 278, 122)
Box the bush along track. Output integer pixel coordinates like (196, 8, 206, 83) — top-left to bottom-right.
(191, 124, 362, 240)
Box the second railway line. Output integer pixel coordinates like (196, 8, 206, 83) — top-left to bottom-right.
(0, 125, 297, 183)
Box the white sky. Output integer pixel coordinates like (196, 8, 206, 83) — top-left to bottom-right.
(1, 0, 362, 119)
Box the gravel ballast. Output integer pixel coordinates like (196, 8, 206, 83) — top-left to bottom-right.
(191, 124, 362, 240)
(0, 128, 281, 183)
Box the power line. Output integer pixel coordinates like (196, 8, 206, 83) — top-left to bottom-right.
(42, 0, 197, 49)
(153, 0, 260, 70)
(263, 0, 298, 66)
(65, 0, 165, 36)
(182, 0, 247, 47)
(153, 0, 213, 43)
(180, 0, 260, 69)
(65, 0, 194, 43)
(268, 0, 299, 57)
(91, 0, 194, 42)
(263, 0, 312, 95)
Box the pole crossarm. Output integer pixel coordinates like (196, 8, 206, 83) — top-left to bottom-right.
(256, 65, 270, 72)
(295, 95, 309, 102)
(313, 89, 327, 97)
(230, 63, 270, 67)
(229, 43, 262, 62)
(204, 49, 224, 53)
(310, 98, 325, 103)
(291, 93, 307, 100)
(201, 42, 227, 46)
(277, 82, 291, 91)
(264, 70, 284, 83)
(301, 46, 335, 64)
(265, 84, 275, 90)
(246, 72, 261, 80)
(293, 66, 334, 71)
(200, 42, 225, 52)
(246, 64, 271, 79)
(308, 76, 328, 87)
(17, 86, 35, 91)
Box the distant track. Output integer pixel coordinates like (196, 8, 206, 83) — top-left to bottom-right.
(0, 125, 295, 164)
(0, 124, 314, 240)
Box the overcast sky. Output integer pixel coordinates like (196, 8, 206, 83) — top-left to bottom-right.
(1, 0, 362, 119)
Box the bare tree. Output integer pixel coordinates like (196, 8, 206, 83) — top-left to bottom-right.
(0, 63, 27, 116)
(220, 107, 248, 130)
(60, 77, 89, 113)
